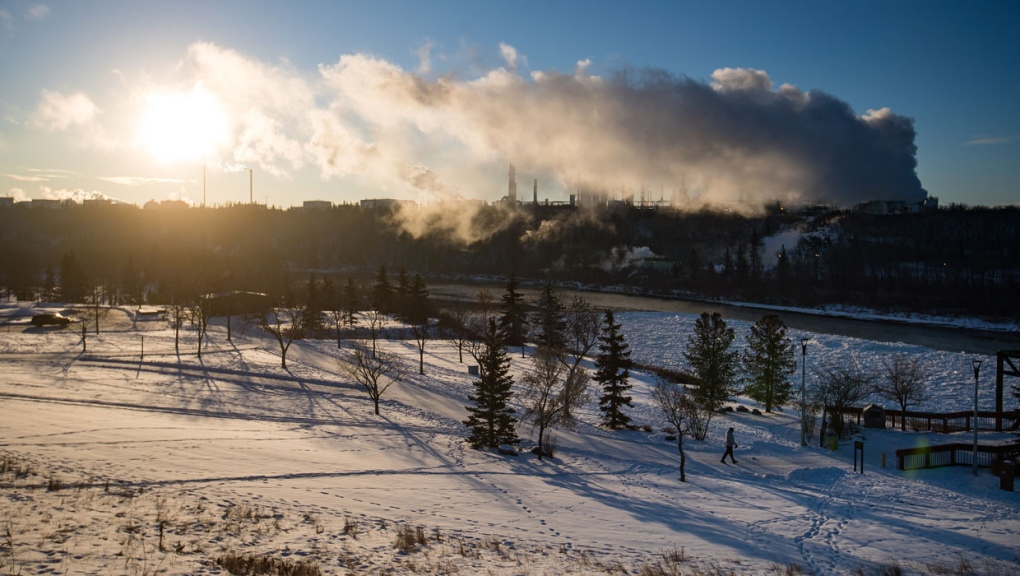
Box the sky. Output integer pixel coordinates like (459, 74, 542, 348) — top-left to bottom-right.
(0, 0, 1017, 209)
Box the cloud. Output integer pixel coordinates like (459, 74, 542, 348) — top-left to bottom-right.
(964, 134, 1019, 146)
(32, 90, 99, 130)
(99, 176, 188, 186)
(3, 173, 49, 182)
(26, 4, 50, 20)
(32, 90, 114, 150)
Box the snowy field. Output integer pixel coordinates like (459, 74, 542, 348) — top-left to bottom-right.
(1, 303, 1018, 575)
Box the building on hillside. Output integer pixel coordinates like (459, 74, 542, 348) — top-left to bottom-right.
(30, 199, 61, 209)
(302, 200, 332, 210)
(0, 197, 13, 209)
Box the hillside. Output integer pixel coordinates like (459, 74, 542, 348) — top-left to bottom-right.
(1, 306, 1018, 575)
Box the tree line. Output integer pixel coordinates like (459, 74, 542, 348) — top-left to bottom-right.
(1, 202, 1017, 321)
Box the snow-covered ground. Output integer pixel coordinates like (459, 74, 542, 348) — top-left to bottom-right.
(1, 304, 1018, 575)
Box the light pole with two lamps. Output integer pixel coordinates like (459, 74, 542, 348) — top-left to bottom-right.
(972, 359, 981, 476)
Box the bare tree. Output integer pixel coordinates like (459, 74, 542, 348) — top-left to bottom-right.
(261, 305, 309, 369)
(363, 309, 385, 358)
(521, 347, 582, 460)
(185, 297, 211, 359)
(168, 298, 188, 354)
(877, 354, 928, 428)
(439, 302, 476, 364)
(812, 356, 875, 438)
(652, 378, 702, 482)
(560, 295, 601, 421)
(72, 283, 111, 350)
(338, 343, 403, 415)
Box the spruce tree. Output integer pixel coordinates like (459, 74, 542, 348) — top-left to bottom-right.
(533, 282, 566, 351)
(684, 312, 739, 411)
(594, 309, 635, 430)
(741, 314, 796, 412)
(498, 273, 528, 351)
(371, 265, 394, 314)
(464, 319, 518, 448)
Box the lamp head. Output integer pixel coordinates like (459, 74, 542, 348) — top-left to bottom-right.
(972, 359, 982, 378)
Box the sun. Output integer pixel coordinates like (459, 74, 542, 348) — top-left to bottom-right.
(137, 85, 229, 165)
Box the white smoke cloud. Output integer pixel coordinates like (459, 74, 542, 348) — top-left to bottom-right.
(600, 246, 657, 273)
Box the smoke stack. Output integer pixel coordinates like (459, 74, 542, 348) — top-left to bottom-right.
(508, 163, 517, 203)
(533, 179, 538, 205)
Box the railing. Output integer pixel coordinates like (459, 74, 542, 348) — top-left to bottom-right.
(895, 443, 1020, 471)
(825, 406, 1019, 434)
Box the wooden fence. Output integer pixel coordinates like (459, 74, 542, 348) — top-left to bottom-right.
(895, 443, 1020, 471)
(826, 406, 1020, 435)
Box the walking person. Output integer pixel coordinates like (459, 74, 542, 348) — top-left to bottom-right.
(721, 427, 738, 464)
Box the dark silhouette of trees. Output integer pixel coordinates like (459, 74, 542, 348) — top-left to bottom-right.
(594, 309, 635, 430)
(741, 314, 796, 413)
(684, 312, 739, 412)
(464, 319, 517, 449)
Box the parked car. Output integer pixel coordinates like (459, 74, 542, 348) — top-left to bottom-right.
(31, 313, 72, 327)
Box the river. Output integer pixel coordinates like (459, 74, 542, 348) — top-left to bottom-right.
(430, 281, 1020, 355)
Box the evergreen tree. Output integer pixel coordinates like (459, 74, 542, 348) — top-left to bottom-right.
(342, 277, 360, 329)
(464, 319, 518, 448)
(59, 251, 89, 303)
(371, 265, 394, 314)
(498, 273, 528, 351)
(741, 314, 796, 412)
(395, 267, 410, 320)
(533, 282, 566, 351)
(407, 273, 432, 375)
(305, 272, 325, 334)
(594, 309, 635, 429)
(776, 244, 791, 287)
(684, 312, 739, 411)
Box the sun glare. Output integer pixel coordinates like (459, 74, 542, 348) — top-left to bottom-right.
(138, 86, 229, 165)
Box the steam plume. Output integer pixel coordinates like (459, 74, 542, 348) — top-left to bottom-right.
(124, 43, 928, 241)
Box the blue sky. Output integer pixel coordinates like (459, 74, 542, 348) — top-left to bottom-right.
(0, 0, 1016, 209)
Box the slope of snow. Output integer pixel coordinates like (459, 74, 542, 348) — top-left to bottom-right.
(1, 306, 1018, 575)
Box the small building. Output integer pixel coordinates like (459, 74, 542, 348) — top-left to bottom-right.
(0, 197, 14, 209)
(30, 199, 62, 209)
(302, 200, 332, 210)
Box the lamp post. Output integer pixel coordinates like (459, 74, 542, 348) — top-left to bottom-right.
(972, 359, 981, 476)
(801, 338, 809, 446)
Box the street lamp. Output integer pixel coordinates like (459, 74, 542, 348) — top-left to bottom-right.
(972, 359, 981, 476)
(801, 338, 809, 446)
